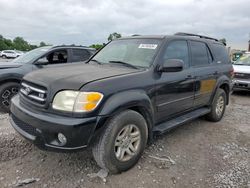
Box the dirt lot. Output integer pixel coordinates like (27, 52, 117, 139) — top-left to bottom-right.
(0, 92, 249, 188)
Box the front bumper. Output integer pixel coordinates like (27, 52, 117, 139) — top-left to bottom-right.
(10, 95, 98, 151)
(233, 79, 250, 90)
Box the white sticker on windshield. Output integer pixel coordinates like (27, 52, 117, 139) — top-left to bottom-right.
(138, 44, 158, 49)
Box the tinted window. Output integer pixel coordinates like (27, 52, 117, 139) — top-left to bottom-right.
(72, 49, 90, 62)
(36, 50, 68, 64)
(190, 41, 209, 66)
(211, 43, 230, 63)
(163, 40, 189, 66)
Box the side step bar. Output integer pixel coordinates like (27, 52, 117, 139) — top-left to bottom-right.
(153, 107, 211, 135)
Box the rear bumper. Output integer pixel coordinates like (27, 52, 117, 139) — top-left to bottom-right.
(10, 95, 98, 152)
(233, 79, 250, 90)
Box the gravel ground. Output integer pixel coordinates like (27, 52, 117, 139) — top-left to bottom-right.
(0, 92, 249, 188)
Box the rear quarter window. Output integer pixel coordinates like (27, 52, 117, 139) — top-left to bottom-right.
(190, 41, 209, 67)
(72, 49, 91, 62)
(211, 43, 230, 64)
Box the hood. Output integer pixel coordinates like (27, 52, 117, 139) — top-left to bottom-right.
(0, 62, 22, 69)
(24, 63, 142, 90)
(233, 65, 250, 74)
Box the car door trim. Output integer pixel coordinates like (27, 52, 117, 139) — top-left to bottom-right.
(157, 95, 194, 108)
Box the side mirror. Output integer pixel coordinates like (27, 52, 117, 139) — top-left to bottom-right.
(157, 59, 184, 72)
(35, 59, 48, 66)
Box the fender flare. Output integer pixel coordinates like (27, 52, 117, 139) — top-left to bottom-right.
(210, 76, 231, 105)
(93, 90, 155, 140)
(0, 72, 23, 84)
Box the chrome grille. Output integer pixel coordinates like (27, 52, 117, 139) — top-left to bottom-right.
(234, 72, 250, 79)
(20, 82, 47, 104)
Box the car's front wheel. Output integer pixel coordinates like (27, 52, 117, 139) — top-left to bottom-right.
(0, 82, 20, 113)
(92, 110, 148, 174)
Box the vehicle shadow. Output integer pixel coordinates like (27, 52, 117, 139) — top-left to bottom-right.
(232, 90, 250, 97)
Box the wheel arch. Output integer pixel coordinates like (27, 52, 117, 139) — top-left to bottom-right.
(211, 78, 231, 105)
(219, 82, 230, 105)
(92, 90, 155, 143)
(0, 78, 21, 85)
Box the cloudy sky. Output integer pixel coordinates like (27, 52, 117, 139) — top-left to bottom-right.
(0, 0, 249, 49)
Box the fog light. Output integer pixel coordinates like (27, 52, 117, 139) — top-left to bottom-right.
(58, 133, 67, 145)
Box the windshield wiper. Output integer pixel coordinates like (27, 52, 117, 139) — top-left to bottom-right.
(109, 60, 138, 69)
(88, 59, 102, 65)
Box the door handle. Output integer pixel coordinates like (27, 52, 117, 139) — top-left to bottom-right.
(186, 75, 196, 79)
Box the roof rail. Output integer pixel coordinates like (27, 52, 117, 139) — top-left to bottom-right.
(52, 45, 89, 48)
(175, 32, 219, 42)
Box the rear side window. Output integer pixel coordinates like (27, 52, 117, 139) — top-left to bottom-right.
(190, 41, 209, 66)
(72, 49, 90, 62)
(163, 40, 189, 66)
(211, 43, 230, 63)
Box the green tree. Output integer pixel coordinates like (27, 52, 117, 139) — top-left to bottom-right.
(4, 38, 14, 50)
(89, 44, 104, 50)
(0, 34, 51, 51)
(39, 41, 46, 47)
(13, 37, 30, 51)
(30, 44, 38, 49)
(108, 32, 122, 41)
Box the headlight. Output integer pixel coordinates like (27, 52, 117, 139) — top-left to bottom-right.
(52, 91, 103, 112)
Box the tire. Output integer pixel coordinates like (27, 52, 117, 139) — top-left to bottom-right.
(92, 110, 148, 174)
(0, 82, 20, 113)
(205, 88, 226, 122)
(2, 55, 7, 59)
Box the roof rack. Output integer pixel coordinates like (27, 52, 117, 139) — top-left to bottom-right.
(52, 45, 90, 48)
(175, 32, 219, 42)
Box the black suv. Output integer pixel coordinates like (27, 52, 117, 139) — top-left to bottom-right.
(10, 33, 233, 174)
(0, 45, 95, 113)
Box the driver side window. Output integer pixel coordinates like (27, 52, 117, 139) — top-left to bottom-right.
(162, 40, 189, 67)
(37, 50, 68, 65)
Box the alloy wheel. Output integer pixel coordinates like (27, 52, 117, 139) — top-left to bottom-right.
(215, 95, 224, 117)
(114, 124, 141, 162)
(1, 87, 19, 107)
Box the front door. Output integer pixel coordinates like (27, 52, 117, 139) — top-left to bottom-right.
(155, 40, 195, 124)
(33, 49, 69, 70)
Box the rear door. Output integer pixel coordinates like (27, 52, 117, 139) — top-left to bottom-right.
(155, 40, 195, 123)
(189, 40, 218, 107)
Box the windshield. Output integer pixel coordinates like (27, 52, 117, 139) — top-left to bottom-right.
(12, 46, 51, 64)
(92, 39, 162, 68)
(234, 54, 250, 65)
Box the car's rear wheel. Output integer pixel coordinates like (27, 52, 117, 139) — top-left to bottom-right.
(0, 82, 20, 113)
(2, 55, 7, 59)
(205, 88, 226, 122)
(92, 110, 148, 174)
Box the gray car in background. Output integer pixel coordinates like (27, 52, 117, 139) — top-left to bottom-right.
(0, 45, 96, 113)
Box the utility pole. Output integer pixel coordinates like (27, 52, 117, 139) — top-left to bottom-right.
(248, 33, 250, 51)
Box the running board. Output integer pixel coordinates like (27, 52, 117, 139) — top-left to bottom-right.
(153, 107, 211, 135)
